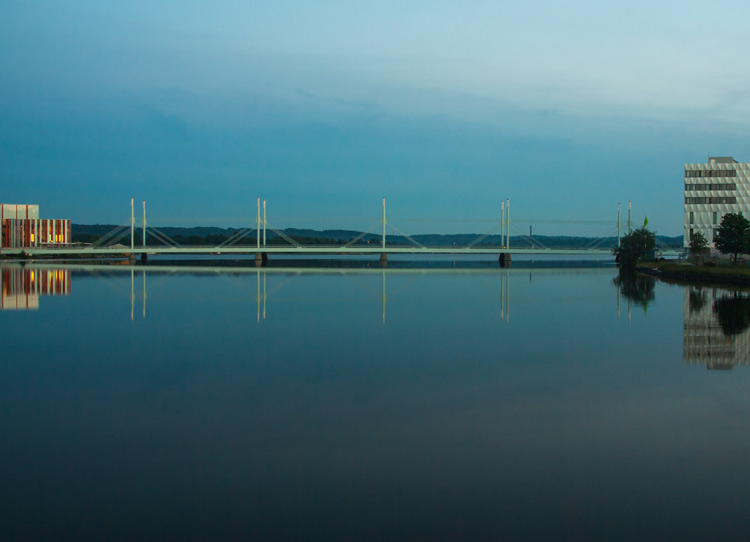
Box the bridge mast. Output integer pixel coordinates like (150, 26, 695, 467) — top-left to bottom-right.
(130, 198, 134, 250)
(506, 198, 510, 248)
(142, 200, 146, 247)
(628, 200, 632, 233)
(382, 197, 386, 249)
(501, 201, 505, 248)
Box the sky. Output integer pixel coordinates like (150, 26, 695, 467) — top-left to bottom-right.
(2, 1, 750, 237)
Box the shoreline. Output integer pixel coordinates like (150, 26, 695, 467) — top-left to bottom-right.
(636, 261, 750, 286)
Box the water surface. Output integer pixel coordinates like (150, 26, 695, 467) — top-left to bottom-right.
(1, 261, 749, 540)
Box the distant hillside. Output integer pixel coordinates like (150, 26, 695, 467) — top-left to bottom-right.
(71, 224, 683, 249)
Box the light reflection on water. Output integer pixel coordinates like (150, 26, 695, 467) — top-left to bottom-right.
(1, 261, 750, 540)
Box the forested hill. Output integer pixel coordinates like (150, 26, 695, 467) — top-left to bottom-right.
(71, 224, 683, 249)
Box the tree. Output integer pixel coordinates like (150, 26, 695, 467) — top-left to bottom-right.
(689, 231, 708, 256)
(614, 227, 656, 267)
(714, 212, 750, 262)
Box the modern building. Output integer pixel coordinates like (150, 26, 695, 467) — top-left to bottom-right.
(0, 204, 71, 248)
(684, 157, 750, 248)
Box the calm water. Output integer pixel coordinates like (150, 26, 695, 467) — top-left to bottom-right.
(2, 260, 750, 540)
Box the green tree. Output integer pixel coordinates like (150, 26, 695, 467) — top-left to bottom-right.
(689, 231, 708, 256)
(614, 227, 656, 267)
(714, 212, 750, 262)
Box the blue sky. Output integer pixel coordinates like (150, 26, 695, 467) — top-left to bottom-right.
(2, 1, 750, 236)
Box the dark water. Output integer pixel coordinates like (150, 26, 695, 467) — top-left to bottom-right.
(2, 261, 750, 540)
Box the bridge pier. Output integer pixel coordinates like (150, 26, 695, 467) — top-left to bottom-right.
(380, 253, 388, 267)
(141, 253, 148, 264)
(255, 253, 268, 267)
(498, 253, 512, 267)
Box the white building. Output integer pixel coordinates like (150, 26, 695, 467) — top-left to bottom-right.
(684, 157, 750, 248)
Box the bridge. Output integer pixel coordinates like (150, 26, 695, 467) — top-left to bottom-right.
(2, 198, 661, 263)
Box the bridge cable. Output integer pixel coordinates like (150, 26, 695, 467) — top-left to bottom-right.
(92, 223, 129, 247)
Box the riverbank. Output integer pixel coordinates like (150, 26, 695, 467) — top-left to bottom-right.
(636, 260, 750, 285)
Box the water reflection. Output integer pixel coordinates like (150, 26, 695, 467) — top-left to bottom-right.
(0, 265, 70, 310)
(9, 261, 750, 373)
(134, 263, 514, 325)
(684, 286, 750, 370)
(4, 261, 516, 324)
(613, 268, 655, 311)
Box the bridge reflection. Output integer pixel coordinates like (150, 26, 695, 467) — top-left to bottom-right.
(131, 264, 514, 325)
(1, 261, 518, 322)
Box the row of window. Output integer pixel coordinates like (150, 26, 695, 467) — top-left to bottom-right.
(685, 169, 737, 178)
(685, 183, 737, 191)
(689, 211, 721, 225)
(685, 197, 737, 204)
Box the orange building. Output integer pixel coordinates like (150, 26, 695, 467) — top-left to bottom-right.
(0, 204, 71, 248)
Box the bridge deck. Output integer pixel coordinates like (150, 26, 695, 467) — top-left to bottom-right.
(2, 245, 617, 258)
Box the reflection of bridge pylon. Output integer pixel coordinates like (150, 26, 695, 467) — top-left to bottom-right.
(130, 268, 147, 320)
(14, 263, 522, 323)
(382, 272, 385, 324)
(248, 268, 514, 325)
(257, 270, 266, 323)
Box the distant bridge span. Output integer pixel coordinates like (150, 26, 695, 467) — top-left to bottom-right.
(2, 198, 676, 263)
(5, 244, 614, 258)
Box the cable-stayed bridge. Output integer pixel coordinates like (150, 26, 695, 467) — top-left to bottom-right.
(3, 198, 666, 263)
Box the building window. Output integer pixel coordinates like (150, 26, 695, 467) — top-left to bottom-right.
(685, 196, 737, 204)
(690, 212, 694, 224)
(684, 183, 736, 191)
(685, 169, 737, 178)
(713, 212, 718, 224)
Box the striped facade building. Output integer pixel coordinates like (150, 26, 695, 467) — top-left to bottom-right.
(684, 157, 750, 248)
(0, 204, 71, 248)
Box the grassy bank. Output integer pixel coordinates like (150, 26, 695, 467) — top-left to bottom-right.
(637, 260, 750, 284)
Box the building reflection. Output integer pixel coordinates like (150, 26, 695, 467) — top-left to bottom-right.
(1, 266, 70, 310)
(683, 287, 750, 370)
